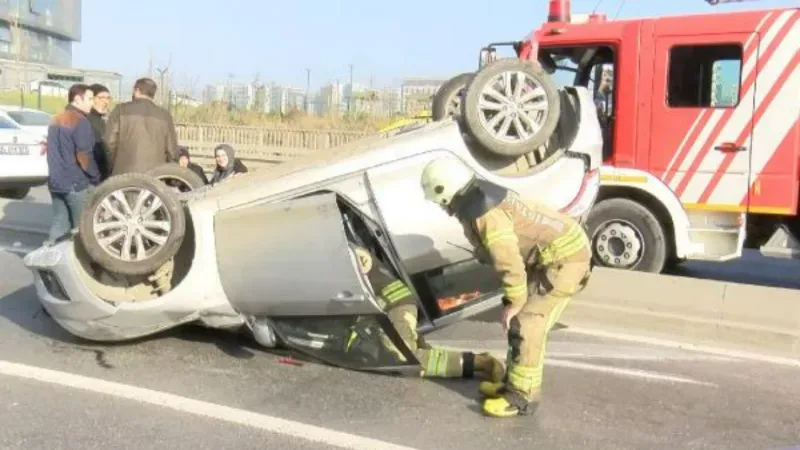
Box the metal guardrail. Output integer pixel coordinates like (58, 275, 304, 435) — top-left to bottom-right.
(174, 123, 371, 151)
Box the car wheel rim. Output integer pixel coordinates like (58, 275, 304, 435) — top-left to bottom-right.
(476, 71, 550, 144)
(92, 187, 172, 262)
(157, 175, 194, 193)
(591, 220, 643, 269)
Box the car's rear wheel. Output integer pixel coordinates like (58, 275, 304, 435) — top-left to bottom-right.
(78, 173, 187, 276)
(147, 163, 206, 193)
(461, 58, 561, 158)
(432, 72, 473, 121)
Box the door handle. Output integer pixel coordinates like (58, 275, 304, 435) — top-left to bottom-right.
(714, 142, 746, 152)
(331, 290, 365, 302)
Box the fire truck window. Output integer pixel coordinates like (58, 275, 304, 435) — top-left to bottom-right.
(667, 44, 742, 108)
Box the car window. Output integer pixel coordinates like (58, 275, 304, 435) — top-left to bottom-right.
(6, 111, 51, 126)
(0, 116, 21, 129)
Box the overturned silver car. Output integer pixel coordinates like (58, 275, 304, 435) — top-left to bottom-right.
(24, 60, 602, 372)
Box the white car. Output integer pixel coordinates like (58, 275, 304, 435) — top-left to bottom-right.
(24, 60, 603, 371)
(0, 112, 47, 200)
(0, 106, 51, 141)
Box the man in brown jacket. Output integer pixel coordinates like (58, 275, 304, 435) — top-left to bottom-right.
(104, 78, 178, 175)
(420, 155, 592, 419)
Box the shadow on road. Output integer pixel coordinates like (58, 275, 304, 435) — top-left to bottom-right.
(0, 283, 311, 366)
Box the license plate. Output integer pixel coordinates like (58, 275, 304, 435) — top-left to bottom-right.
(0, 144, 30, 156)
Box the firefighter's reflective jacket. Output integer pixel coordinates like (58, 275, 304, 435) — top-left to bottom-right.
(454, 180, 591, 308)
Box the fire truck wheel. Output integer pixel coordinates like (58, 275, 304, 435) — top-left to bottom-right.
(432, 72, 473, 121)
(461, 58, 560, 158)
(586, 198, 667, 273)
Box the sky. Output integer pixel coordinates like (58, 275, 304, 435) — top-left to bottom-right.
(72, 0, 795, 92)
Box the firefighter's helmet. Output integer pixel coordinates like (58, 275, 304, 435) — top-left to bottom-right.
(420, 156, 475, 207)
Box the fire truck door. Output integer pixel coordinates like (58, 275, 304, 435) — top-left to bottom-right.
(650, 32, 757, 212)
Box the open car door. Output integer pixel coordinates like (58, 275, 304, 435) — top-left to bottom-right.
(213, 191, 421, 374)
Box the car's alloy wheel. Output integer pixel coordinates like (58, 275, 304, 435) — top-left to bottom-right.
(475, 70, 551, 144)
(92, 186, 173, 262)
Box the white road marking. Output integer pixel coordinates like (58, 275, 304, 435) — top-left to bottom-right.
(432, 344, 716, 387)
(0, 360, 417, 450)
(431, 339, 737, 362)
(562, 326, 800, 369)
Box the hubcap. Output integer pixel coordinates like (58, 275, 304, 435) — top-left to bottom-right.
(592, 220, 643, 269)
(476, 71, 549, 143)
(92, 187, 172, 262)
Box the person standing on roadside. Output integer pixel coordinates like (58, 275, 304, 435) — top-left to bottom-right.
(87, 83, 112, 180)
(46, 83, 101, 241)
(104, 77, 178, 175)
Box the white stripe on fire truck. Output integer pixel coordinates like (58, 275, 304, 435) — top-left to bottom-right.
(662, 12, 776, 184)
(665, 12, 777, 192)
(684, 12, 800, 204)
(700, 13, 800, 204)
(720, 55, 800, 206)
(671, 10, 795, 198)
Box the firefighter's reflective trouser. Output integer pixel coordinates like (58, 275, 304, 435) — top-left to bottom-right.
(502, 259, 591, 406)
(346, 279, 467, 378)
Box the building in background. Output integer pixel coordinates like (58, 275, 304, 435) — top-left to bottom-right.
(0, 0, 122, 100)
(400, 78, 445, 114)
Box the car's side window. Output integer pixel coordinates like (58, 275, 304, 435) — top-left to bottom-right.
(269, 315, 414, 370)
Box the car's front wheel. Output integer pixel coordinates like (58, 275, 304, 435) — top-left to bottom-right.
(78, 173, 187, 276)
(147, 163, 206, 193)
(432, 72, 473, 121)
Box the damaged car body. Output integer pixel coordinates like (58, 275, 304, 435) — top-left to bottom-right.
(24, 77, 603, 372)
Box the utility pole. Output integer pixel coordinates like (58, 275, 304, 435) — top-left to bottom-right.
(304, 68, 311, 113)
(12, 0, 23, 106)
(154, 56, 171, 107)
(347, 63, 354, 114)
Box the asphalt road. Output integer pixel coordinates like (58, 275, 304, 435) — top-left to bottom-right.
(1, 249, 799, 449)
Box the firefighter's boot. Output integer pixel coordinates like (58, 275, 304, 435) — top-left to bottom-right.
(482, 390, 541, 419)
(478, 380, 505, 398)
(474, 352, 505, 383)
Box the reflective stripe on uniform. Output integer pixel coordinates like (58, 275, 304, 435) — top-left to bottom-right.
(423, 348, 451, 377)
(483, 227, 517, 247)
(540, 223, 588, 265)
(381, 280, 413, 304)
(504, 283, 527, 299)
(507, 363, 543, 394)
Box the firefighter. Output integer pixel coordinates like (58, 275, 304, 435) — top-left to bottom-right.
(345, 243, 505, 383)
(419, 155, 592, 419)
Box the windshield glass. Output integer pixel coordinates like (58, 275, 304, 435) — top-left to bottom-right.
(6, 111, 51, 126)
(0, 116, 21, 129)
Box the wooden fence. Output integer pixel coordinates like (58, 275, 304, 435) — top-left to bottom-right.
(174, 122, 374, 172)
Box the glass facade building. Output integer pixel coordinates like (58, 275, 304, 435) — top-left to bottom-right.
(0, 0, 80, 67)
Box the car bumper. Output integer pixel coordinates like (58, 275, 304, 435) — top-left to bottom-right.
(23, 239, 243, 342)
(0, 175, 48, 189)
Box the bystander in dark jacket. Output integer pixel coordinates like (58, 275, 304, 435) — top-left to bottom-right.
(104, 77, 178, 176)
(86, 83, 112, 180)
(177, 146, 208, 185)
(46, 84, 101, 241)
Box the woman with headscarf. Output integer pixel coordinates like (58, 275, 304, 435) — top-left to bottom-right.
(210, 143, 248, 185)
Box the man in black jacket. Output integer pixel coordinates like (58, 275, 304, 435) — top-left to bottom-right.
(87, 83, 112, 180)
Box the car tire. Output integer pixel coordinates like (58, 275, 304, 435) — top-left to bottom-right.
(432, 72, 473, 121)
(147, 163, 206, 193)
(78, 173, 187, 276)
(461, 58, 561, 158)
(586, 198, 667, 273)
(0, 187, 30, 200)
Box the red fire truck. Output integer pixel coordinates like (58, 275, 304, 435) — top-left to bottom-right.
(433, 0, 799, 273)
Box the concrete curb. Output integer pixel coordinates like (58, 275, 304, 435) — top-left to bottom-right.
(563, 267, 800, 357)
